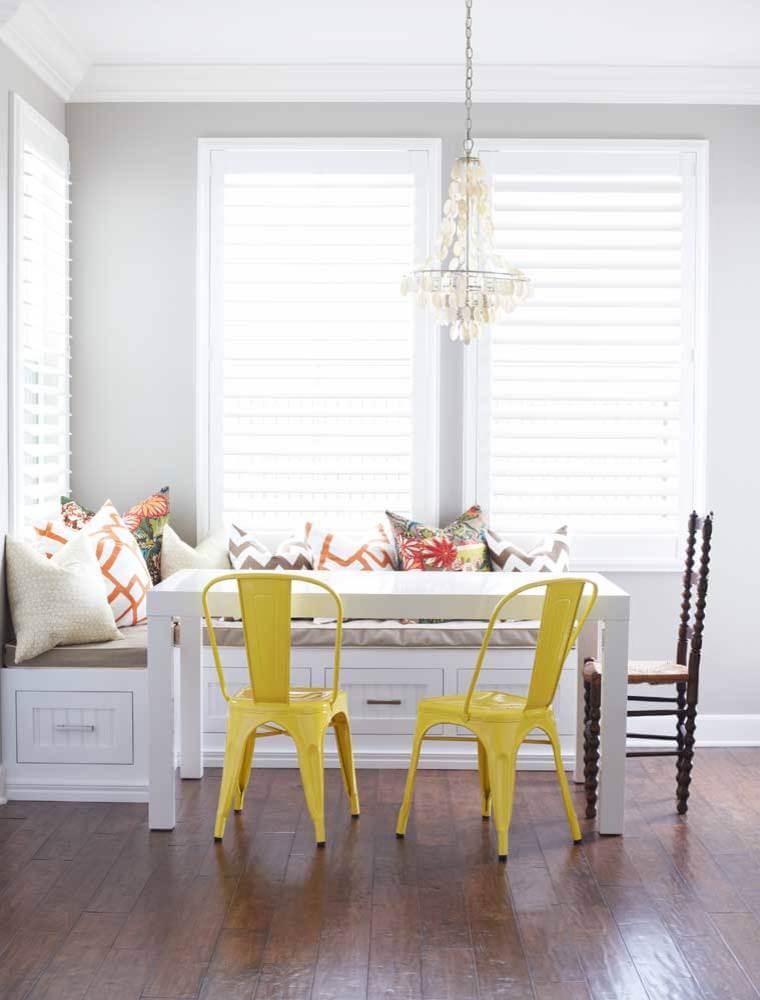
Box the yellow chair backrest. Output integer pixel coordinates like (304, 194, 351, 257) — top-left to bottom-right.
(463, 577, 598, 719)
(201, 572, 344, 705)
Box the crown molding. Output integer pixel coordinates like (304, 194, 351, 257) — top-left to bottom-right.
(0, 1, 22, 26)
(0, 0, 88, 100)
(71, 61, 760, 104)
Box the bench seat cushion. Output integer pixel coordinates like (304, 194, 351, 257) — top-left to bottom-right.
(5, 626, 149, 668)
(4, 619, 541, 668)
(194, 619, 540, 650)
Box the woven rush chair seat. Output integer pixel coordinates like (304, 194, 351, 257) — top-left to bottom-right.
(583, 659, 689, 685)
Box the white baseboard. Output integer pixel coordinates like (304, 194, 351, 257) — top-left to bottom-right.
(630, 713, 760, 747)
(200, 747, 564, 771)
(4, 780, 149, 802)
(0, 764, 6, 805)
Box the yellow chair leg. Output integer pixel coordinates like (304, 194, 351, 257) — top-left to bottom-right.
(233, 732, 256, 813)
(293, 727, 327, 846)
(486, 743, 516, 862)
(396, 721, 425, 838)
(477, 740, 492, 819)
(214, 725, 249, 841)
(333, 713, 360, 818)
(546, 721, 582, 843)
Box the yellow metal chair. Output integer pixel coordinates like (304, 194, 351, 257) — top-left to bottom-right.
(396, 577, 598, 861)
(203, 572, 360, 844)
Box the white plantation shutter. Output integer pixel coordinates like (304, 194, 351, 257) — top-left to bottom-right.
(468, 141, 706, 567)
(10, 97, 71, 538)
(203, 141, 438, 533)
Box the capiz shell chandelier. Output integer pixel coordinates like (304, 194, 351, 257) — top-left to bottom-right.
(401, 0, 531, 344)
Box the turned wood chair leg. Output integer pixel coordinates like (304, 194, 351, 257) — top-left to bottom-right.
(677, 691, 698, 815)
(583, 678, 601, 819)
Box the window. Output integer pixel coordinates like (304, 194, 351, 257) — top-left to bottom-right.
(9, 95, 71, 539)
(198, 139, 440, 535)
(464, 140, 707, 569)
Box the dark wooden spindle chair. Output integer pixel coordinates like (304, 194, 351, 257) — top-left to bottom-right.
(583, 511, 713, 817)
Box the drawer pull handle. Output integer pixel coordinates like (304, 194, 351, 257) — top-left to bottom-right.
(55, 724, 95, 732)
(366, 699, 402, 706)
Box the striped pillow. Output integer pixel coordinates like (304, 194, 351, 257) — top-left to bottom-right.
(229, 525, 312, 571)
(305, 522, 395, 571)
(486, 526, 570, 572)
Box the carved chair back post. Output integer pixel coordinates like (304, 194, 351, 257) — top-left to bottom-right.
(677, 512, 713, 812)
(582, 511, 713, 819)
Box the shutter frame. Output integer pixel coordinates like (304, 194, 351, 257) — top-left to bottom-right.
(464, 140, 707, 571)
(9, 95, 71, 539)
(197, 138, 441, 538)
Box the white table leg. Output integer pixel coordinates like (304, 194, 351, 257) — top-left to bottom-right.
(575, 619, 600, 783)
(148, 613, 176, 830)
(179, 615, 203, 779)
(598, 616, 630, 835)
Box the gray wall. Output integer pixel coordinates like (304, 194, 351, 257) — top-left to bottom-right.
(0, 42, 66, 642)
(65, 102, 760, 729)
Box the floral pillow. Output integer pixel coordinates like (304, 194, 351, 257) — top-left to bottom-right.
(398, 536, 489, 572)
(386, 504, 490, 572)
(60, 488, 170, 584)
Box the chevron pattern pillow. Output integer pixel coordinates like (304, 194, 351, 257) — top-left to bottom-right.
(229, 525, 312, 571)
(305, 522, 395, 571)
(486, 525, 570, 572)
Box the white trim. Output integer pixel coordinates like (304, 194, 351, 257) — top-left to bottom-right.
(462, 138, 709, 572)
(5, 779, 149, 802)
(0, 1, 23, 27)
(72, 61, 760, 105)
(195, 137, 441, 539)
(0, 0, 88, 100)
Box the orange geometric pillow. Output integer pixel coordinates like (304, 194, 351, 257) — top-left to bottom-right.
(305, 522, 395, 571)
(33, 518, 75, 558)
(83, 501, 152, 626)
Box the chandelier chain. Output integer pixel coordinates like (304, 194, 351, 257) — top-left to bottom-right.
(464, 0, 474, 154)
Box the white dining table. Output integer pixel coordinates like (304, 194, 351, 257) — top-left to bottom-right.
(147, 569, 630, 834)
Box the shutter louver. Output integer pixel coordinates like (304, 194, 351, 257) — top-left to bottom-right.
(218, 158, 423, 531)
(475, 144, 703, 564)
(11, 100, 71, 538)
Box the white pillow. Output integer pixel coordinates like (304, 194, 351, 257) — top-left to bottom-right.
(161, 524, 230, 579)
(6, 532, 122, 663)
(228, 524, 312, 571)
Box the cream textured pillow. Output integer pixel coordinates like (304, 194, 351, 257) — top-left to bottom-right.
(161, 524, 230, 579)
(6, 532, 122, 663)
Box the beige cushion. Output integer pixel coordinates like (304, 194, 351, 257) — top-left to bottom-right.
(4, 618, 541, 668)
(5, 625, 147, 668)
(161, 524, 229, 579)
(189, 618, 541, 649)
(5, 533, 123, 662)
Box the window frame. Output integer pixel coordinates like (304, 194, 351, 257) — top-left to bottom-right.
(462, 138, 708, 572)
(196, 136, 441, 538)
(8, 93, 71, 539)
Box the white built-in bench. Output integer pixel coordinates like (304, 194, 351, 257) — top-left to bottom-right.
(1, 616, 578, 802)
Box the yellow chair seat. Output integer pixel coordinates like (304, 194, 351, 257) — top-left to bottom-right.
(229, 687, 341, 711)
(417, 691, 528, 720)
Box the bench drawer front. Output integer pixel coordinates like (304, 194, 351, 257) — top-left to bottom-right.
(455, 667, 575, 735)
(16, 690, 134, 764)
(204, 666, 313, 733)
(325, 667, 444, 735)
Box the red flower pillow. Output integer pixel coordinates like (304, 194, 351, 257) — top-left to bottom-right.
(398, 535, 488, 572)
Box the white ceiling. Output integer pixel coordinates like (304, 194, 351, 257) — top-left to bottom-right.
(39, 0, 760, 66)
(3, 0, 760, 102)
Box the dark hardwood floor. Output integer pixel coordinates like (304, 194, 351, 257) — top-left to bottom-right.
(1, 749, 759, 999)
